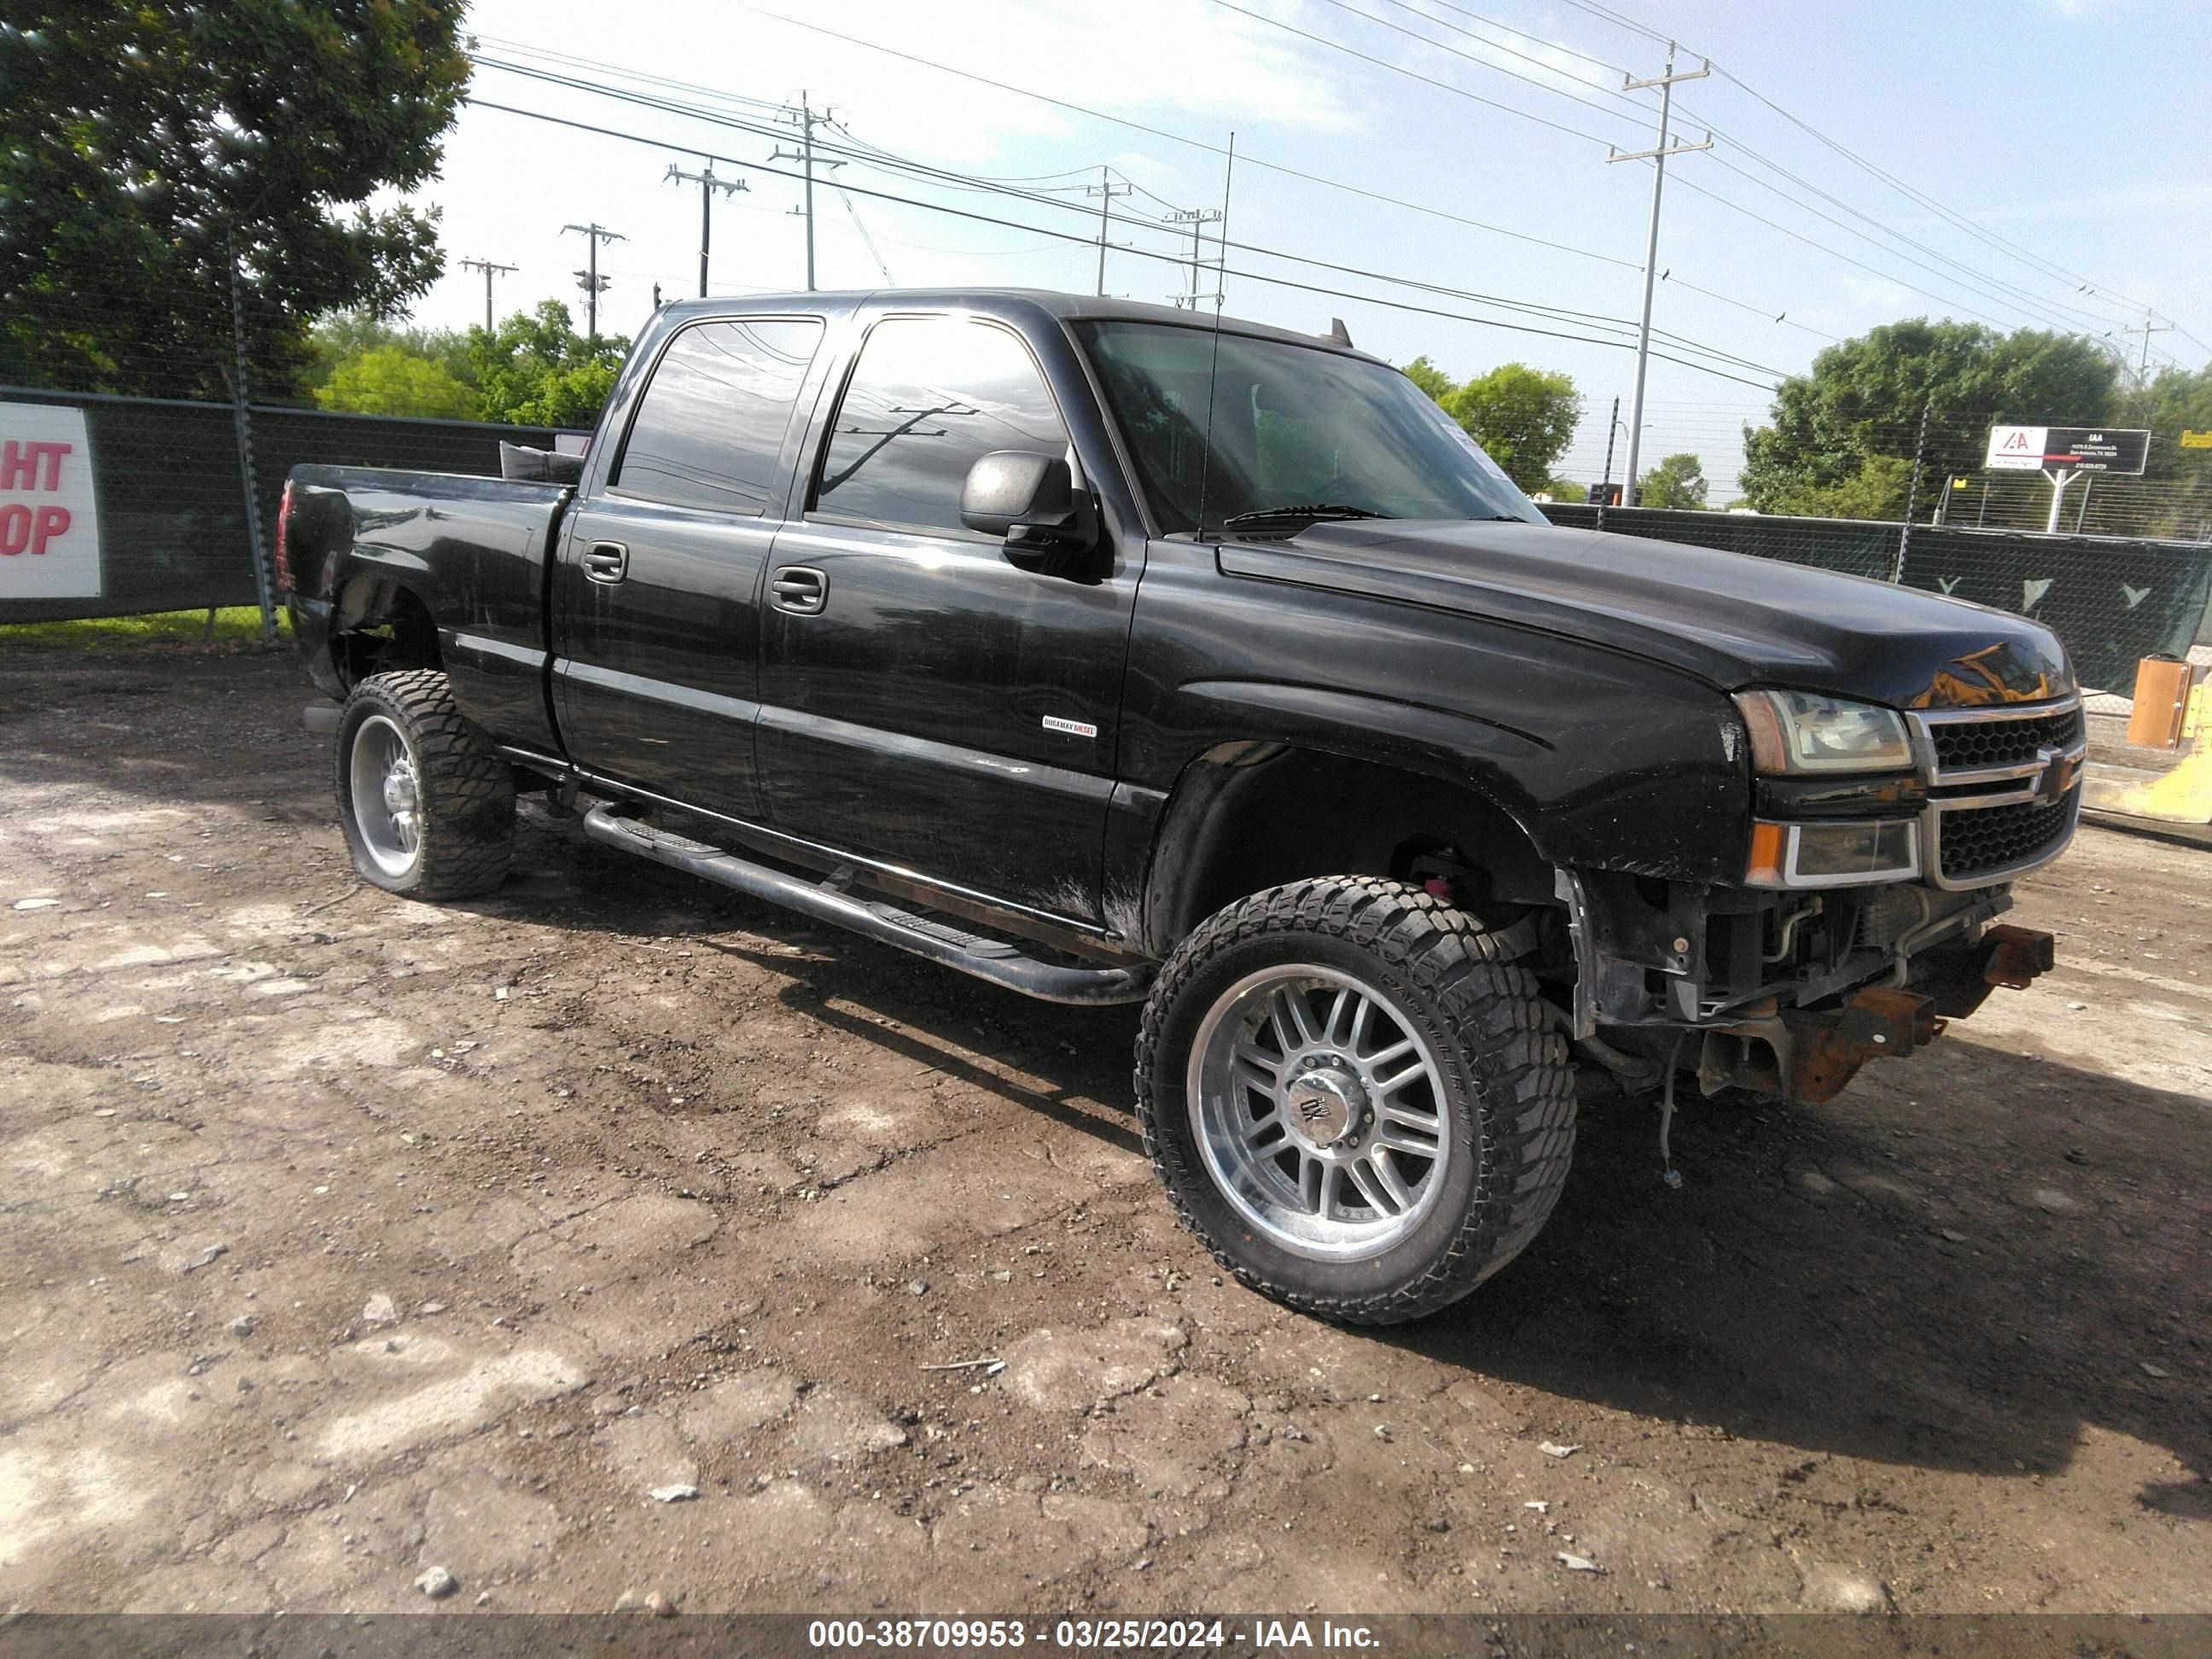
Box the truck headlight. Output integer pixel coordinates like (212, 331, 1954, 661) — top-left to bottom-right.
(1747, 818, 1920, 888)
(1735, 690, 1914, 775)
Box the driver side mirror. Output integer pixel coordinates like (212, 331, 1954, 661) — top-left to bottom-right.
(960, 451, 1097, 562)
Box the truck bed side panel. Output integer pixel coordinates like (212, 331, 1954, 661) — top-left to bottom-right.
(290, 465, 570, 754)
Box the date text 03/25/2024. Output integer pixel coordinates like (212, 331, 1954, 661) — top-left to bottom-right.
(806, 1619, 1381, 1650)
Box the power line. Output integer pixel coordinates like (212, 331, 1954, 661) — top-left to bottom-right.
(1181, 4, 2164, 373)
(1511, 5, 2212, 348)
(1304, 1, 2157, 346)
(1303, 2, 2199, 354)
(1551, 0, 1669, 47)
(1699, 61, 2209, 346)
(1660, 270, 1837, 342)
(1309, 0, 1652, 125)
(1206, 0, 1626, 146)
(1406, 0, 1629, 77)
(1679, 135, 2147, 341)
(463, 95, 1780, 390)
(735, 7, 1642, 270)
(1609, 43, 1713, 506)
(468, 54, 1783, 378)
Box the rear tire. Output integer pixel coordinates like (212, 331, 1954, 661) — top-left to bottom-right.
(1135, 877, 1575, 1324)
(335, 670, 514, 899)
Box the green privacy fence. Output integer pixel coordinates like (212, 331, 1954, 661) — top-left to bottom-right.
(6, 386, 2204, 693)
(1541, 503, 2212, 694)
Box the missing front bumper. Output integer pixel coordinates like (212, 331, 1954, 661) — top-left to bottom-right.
(1694, 925, 2055, 1105)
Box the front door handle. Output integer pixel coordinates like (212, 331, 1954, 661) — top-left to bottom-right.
(771, 565, 828, 615)
(581, 541, 628, 584)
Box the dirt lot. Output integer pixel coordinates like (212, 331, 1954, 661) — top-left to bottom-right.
(1, 646, 2207, 1618)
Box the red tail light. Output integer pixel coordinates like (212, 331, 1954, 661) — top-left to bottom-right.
(272, 480, 293, 595)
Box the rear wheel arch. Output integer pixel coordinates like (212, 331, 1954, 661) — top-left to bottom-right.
(330, 576, 443, 690)
(1139, 741, 1557, 957)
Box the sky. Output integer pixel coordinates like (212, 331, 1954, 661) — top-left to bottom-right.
(393, 0, 2212, 498)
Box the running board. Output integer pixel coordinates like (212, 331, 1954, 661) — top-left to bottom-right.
(579, 806, 1151, 1006)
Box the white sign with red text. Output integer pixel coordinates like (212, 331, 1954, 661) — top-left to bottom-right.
(0, 403, 101, 599)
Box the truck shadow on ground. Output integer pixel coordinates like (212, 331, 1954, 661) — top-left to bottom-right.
(559, 847, 2206, 1502)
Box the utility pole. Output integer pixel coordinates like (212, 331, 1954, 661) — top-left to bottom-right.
(457, 257, 516, 333)
(2122, 303, 2173, 386)
(770, 94, 844, 292)
(1161, 207, 1223, 308)
(225, 231, 277, 646)
(562, 222, 625, 344)
(1597, 395, 1621, 531)
(1891, 399, 1931, 583)
(1606, 44, 1710, 507)
(1085, 168, 1135, 297)
(665, 160, 749, 298)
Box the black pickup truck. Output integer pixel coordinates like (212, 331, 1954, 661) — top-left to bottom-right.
(282, 288, 2077, 1324)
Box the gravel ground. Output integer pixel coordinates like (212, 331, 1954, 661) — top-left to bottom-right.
(1, 647, 2206, 1617)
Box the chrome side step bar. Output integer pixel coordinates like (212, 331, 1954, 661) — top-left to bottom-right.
(580, 806, 1151, 1007)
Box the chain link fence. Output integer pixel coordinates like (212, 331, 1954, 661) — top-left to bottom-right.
(2, 247, 592, 629)
(0, 387, 580, 626)
(1558, 409, 2212, 544)
(1542, 501, 2212, 696)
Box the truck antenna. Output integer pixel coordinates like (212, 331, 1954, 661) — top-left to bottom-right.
(1192, 131, 1236, 544)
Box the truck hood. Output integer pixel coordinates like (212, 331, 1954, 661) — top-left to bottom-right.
(1216, 519, 2075, 708)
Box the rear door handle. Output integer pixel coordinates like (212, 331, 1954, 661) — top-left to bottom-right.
(581, 541, 628, 584)
(771, 565, 828, 615)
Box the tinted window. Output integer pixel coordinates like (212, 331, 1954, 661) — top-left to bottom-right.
(814, 317, 1067, 536)
(1078, 320, 1544, 533)
(614, 317, 824, 515)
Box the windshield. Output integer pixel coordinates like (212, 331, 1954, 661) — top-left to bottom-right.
(1076, 320, 1545, 535)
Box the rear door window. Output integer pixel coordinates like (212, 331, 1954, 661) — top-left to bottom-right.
(812, 317, 1068, 537)
(613, 317, 824, 515)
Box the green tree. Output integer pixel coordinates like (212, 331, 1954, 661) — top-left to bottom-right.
(0, 3, 469, 402)
(306, 311, 474, 399)
(1401, 356, 1457, 404)
(1762, 455, 1914, 521)
(1401, 357, 1582, 494)
(316, 344, 480, 420)
(1543, 477, 1588, 503)
(1450, 364, 1582, 494)
(2110, 362, 2212, 538)
(1637, 452, 1708, 509)
(1739, 318, 2117, 516)
(470, 302, 629, 428)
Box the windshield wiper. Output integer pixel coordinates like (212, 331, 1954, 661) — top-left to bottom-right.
(1220, 503, 1392, 529)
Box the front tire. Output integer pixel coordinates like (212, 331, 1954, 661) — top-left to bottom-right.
(1135, 878, 1575, 1324)
(335, 670, 514, 899)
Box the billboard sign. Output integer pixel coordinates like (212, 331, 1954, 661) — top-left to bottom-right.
(1984, 425, 2151, 474)
(0, 403, 101, 599)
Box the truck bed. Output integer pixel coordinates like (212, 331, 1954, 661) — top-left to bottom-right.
(285, 464, 573, 755)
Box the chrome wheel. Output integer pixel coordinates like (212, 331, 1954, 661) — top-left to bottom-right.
(347, 713, 423, 879)
(1187, 963, 1452, 1261)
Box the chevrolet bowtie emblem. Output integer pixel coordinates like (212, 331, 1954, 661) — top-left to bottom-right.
(2031, 745, 2077, 805)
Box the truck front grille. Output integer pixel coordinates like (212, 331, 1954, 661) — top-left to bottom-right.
(1926, 705, 2084, 777)
(1907, 698, 2085, 889)
(1935, 789, 2080, 884)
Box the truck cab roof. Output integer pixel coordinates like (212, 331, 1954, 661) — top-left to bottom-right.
(644, 288, 1385, 364)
